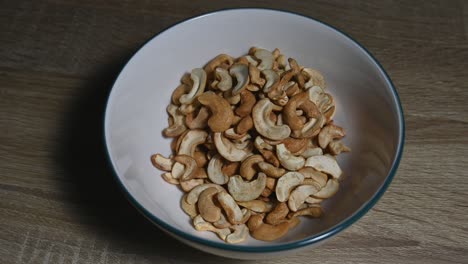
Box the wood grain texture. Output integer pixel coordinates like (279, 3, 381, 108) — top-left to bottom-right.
(1, 0, 467, 263)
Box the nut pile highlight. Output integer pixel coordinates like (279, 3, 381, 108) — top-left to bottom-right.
(151, 47, 350, 243)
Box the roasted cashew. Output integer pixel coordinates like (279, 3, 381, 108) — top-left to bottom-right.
(252, 98, 291, 140)
(198, 91, 234, 132)
(239, 154, 264, 180)
(198, 187, 222, 222)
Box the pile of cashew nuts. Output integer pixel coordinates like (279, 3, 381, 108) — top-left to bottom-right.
(151, 47, 350, 243)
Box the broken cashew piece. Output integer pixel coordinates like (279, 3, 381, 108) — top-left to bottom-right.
(227, 173, 267, 202)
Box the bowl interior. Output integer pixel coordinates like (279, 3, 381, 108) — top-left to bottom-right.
(104, 9, 403, 248)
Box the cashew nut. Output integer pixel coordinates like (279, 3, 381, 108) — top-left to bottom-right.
(163, 104, 187, 137)
(185, 107, 210, 129)
(275, 172, 304, 202)
(305, 154, 342, 179)
(161, 172, 179, 185)
(236, 115, 253, 135)
(318, 124, 346, 149)
(254, 136, 273, 151)
(151, 154, 173, 171)
(179, 68, 207, 105)
(172, 129, 208, 178)
(283, 92, 320, 131)
(283, 137, 308, 155)
(262, 69, 280, 93)
(328, 140, 351, 155)
(215, 191, 244, 225)
(227, 173, 267, 202)
(249, 64, 265, 88)
(265, 202, 289, 225)
(253, 98, 291, 140)
(186, 183, 225, 205)
(172, 83, 191, 105)
(181, 194, 198, 218)
(229, 64, 250, 95)
(288, 206, 322, 218)
(257, 161, 286, 178)
(198, 187, 222, 222)
(198, 91, 234, 132)
(171, 155, 197, 181)
(313, 178, 339, 198)
(221, 161, 240, 177)
(302, 68, 325, 89)
(254, 48, 274, 71)
(213, 132, 253, 162)
(258, 149, 280, 168)
(213, 67, 233, 91)
(193, 215, 231, 240)
(207, 154, 229, 185)
(237, 200, 274, 213)
(235, 90, 256, 117)
(288, 184, 320, 212)
(300, 146, 323, 158)
(239, 154, 264, 180)
(204, 54, 234, 78)
(288, 58, 305, 88)
(213, 213, 231, 229)
(248, 214, 290, 241)
(276, 143, 305, 171)
(298, 167, 328, 188)
(225, 224, 249, 244)
(305, 196, 323, 204)
(180, 178, 204, 192)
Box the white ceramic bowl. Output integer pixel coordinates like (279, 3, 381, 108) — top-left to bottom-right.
(104, 9, 404, 259)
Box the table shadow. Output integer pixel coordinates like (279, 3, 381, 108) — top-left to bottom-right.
(55, 54, 237, 262)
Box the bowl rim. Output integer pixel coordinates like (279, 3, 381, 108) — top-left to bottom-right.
(103, 8, 405, 253)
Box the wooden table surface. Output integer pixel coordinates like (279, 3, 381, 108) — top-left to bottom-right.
(1, 1, 467, 263)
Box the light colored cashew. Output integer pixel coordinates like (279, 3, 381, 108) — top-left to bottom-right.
(320, 93, 336, 121)
(186, 183, 225, 204)
(237, 200, 274, 213)
(328, 140, 351, 155)
(305, 154, 342, 179)
(193, 215, 231, 240)
(180, 178, 204, 192)
(179, 68, 207, 105)
(298, 167, 328, 188)
(172, 129, 208, 178)
(240, 155, 264, 180)
(198, 187, 222, 222)
(213, 213, 230, 229)
(254, 136, 273, 151)
(236, 115, 253, 135)
(207, 154, 229, 185)
(151, 154, 173, 171)
(276, 143, 305, 171)
(213, 67, 233, 91)
(305, 197, 323, 204)
(198, 91, 234, 132)
(225, 224, 249, 244)
(292, 114, 324, 139)
(204, 54, 234, 78)
(181, 194, 198, 218)
(302, 68, 325, 89)
(227, 173, 267, 202)
(288, 206, 322, 219)
(288, 184, 320, 212)
(217, 191, 244, 224)
(265, 202, 289, 225)
(248, 214, 290, 241)
(249, 64, 265, 87)
(221, 161, 240, 177)
(307, 85, 325, 104)
(172, 84, 191, 105)
(313, 179, 339, 198)
(257, 161, 286, 178)
(301, 147, 323, 158)
(318, 124, 346, 149)
(224, 128, 246, 140)
(262, 69, 280, 92)
(276, 172, 304, 202)
(173, 155, 197, 181)
(240, 208, 252, 224)
(161, 172, 179, 185)
(185, 107, 210, 129)
(214, 132, 253, 162)
(277, 55, 288, 69)
(163, 104, 187, 137)
(254, 48, 274, 70)
(229, 64, 250, 95)
(235, 90, 256, 117)
(252, 98, 291, 140)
